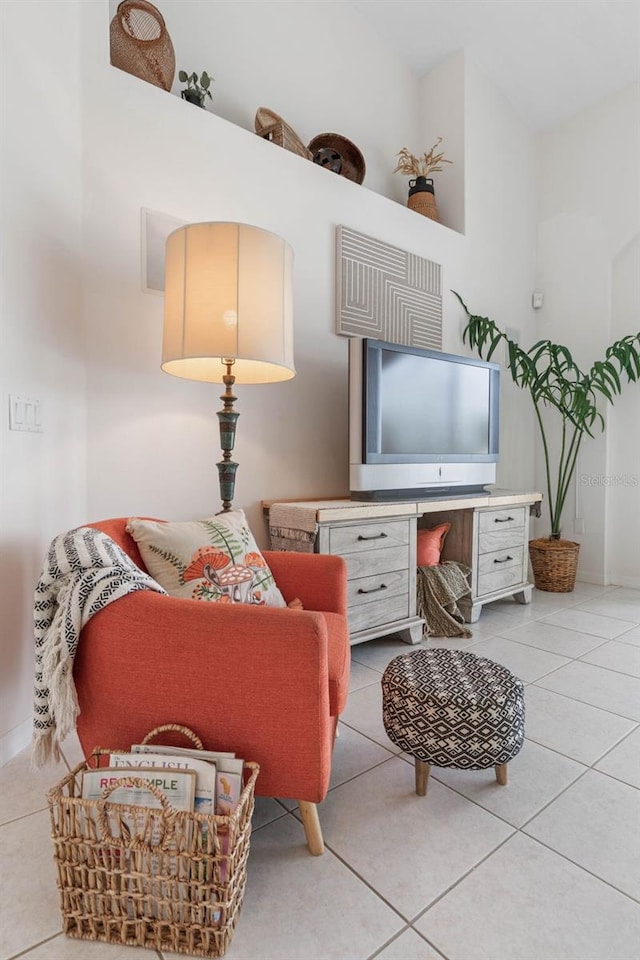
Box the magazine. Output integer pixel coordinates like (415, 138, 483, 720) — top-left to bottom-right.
(131, 742, 235, 762)
(81, 765, 197, 920)
(215, 758, 244, 816)
(110, 751, 216, 815)
(82, 765, 196, 811)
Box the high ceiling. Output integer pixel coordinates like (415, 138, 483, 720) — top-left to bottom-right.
(347, 0, 640, 130)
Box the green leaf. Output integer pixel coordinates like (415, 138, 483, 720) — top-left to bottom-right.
(486, 333, 502, 361)
(178, 70, 188, 82)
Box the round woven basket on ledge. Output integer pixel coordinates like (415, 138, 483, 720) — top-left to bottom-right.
(528, 537, 580, 592)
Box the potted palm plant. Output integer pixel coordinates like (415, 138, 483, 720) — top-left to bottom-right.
(454, 293, 640, 591)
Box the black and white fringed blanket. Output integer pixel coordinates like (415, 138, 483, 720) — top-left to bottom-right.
(32, 526, 166, 767)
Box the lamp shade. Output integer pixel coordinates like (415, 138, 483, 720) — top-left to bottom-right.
(162, 222, 295, 383)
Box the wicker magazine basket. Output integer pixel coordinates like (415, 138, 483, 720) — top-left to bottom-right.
(47, 727, 259, 959)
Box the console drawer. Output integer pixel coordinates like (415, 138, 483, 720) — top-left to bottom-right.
(477, 562, 526, 597)
(348, 569, 409, 608)
(348, 592, 410, 633)
(344, 545, 409, 580)
(477, 545, 524, 577)
(478, 507, 526, 555)
(478, 507, 526, 535)
(329, 519, 411, 556)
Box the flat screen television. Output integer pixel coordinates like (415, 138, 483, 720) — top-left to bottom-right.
(349, 337, 500, 500)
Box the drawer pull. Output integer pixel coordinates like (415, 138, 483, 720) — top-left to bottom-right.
(494, 516, 514, 523)
(493, 556, 514, 564)
(357, 584, 388, 594)
(357, 532, 388, 541)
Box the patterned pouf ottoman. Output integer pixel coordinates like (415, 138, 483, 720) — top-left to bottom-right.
(382, 648, 525, 795)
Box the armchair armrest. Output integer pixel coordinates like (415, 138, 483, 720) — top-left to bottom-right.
(74, 590, 334, 801)
(264, 551, 347, 616)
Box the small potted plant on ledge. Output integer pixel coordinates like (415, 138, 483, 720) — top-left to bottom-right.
(179, 69, 213, 108)
(393, 137, 452, 222)
(454, 292, 640, 592)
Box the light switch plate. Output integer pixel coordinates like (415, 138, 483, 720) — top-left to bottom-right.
(9, 395, 43, 433)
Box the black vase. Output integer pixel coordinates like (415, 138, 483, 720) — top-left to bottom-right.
(408, 175, 435, 197)
(181, 89, 204, 108)
(407, 176, 439, 221)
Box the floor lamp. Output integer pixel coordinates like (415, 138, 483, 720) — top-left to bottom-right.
(161, 221, 295, 511)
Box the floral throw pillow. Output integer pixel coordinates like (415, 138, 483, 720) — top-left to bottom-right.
(125, 510, 286, 607)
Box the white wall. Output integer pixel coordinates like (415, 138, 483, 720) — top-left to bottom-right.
(418, 52, 466, 235)
(0, 0, 86, 761)
(462, 59, 537, 495)
(1, 0, 540, 761)
(535, 84, 640, 584)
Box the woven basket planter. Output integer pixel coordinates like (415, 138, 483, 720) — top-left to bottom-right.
(528, 537, 580, 592)
(110, 0, 175, 91)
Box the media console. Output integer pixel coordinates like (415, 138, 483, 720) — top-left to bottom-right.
(264, 489, 542, 645)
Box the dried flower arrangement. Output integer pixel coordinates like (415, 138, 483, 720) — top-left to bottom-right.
(393, 137, 453, 178)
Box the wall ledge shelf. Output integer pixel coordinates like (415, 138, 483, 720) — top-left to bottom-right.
(109, 62, 466, 241)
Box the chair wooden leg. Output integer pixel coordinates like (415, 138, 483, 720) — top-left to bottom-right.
(415, 760, 431, 796)
(298, 801, 325, 855)
(495, 763, 508, 785)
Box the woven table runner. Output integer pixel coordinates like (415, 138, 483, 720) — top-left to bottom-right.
(269, 503, 319, 553)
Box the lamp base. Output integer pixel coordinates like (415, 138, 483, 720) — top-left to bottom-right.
(216, 459, 239, 512)
(217, 360, 239, 511)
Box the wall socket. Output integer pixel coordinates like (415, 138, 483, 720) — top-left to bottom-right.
(532, 292, 544, 309)
(9, 395, 43, 433)
(574, 518, 585, 534)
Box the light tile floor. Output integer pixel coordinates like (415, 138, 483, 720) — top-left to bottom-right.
(2, 585, 639, 960)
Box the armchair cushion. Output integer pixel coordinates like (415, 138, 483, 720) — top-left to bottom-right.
(126, 510, 286, 607)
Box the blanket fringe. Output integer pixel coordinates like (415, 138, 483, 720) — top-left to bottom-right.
(31, 729, 60, 769)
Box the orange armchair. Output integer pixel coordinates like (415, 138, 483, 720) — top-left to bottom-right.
(73, 518, 350, 854)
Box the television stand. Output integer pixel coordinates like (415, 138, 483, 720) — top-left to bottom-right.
(263, 489, 542, 645)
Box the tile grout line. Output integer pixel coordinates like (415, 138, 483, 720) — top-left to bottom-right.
(367, 923, 449, 960)
(6, 930, 64, 960)
(517, 832, 640, 907)
(364, 923, 412, 960)
(528, 677, 640, 724)
(410, 831, 517, 926)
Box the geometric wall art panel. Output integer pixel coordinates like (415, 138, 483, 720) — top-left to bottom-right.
(336, 225, 443, 349)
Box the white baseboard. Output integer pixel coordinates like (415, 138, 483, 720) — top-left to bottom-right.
(577, 571, 640, 590)
(1, 717, 31, 767)
(606, 574, 640, 590)
(575, 571, 609, 586)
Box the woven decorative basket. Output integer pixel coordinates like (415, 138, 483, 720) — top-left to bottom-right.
(407, 191, 440, 222)
(308, 133, 366, 184)
(528, 537, 580, 592)
(47, 727, 259, 959)
(255, 108, 312, 160)
(110, 0, 175, 91)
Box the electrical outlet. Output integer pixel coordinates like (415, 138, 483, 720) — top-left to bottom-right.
(574, 518, 585, 534)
